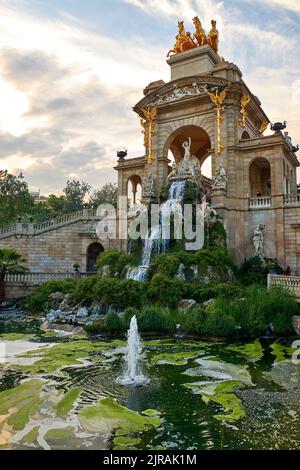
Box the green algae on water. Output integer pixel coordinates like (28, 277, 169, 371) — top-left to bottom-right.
(150, 350, 204, 366)
(0, 333, 35, 341)
(44, 427, 74, 441)
(270, 341, 297, 364)
(113, 436, 142, 450)
(79, 397, 161, 437)
(184, 380, 245, 422)
(55, 388, 81, 417)
(0, 380, 42, 432)
(225, 340, 263, 362)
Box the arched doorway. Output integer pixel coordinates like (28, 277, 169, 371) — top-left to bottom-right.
(249, 157, 271, 197)
(127, 175, 142, 206)
(86, 242, 104, 272)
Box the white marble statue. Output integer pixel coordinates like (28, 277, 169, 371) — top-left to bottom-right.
(142, 174, 155, 198)
(212, 165, 227, 190)
(284, 131, 293, 151)
(167, 137, 203, 189)
(253, 224, 265, 258)
(202, 194, 218, 222)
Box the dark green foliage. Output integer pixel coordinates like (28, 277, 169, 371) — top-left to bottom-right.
(182, 305, 236, 337)
(96, 249, 134, 277)
(152, 253, 181, 277)
(159, 185, 169, 203)
(25, 279, 77, 312)
(147, 274, 183, 307)
(85, 318, 107, 334)
(121, 306, 178, 333)
(105, 311, 126, 333)
(89, 183, 118, 209)
(184, 181, 199, 203)
(0, 171, 34, 226)
(206, 221, 227, 249)
(70, 276, 96, 304)
(237, 256, 267, 286)
(93, 278, 145, 309)
(127, 238, 143, 265)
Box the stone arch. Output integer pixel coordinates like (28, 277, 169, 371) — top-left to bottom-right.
(249, 157, 271, 197)
(86, 242, 104, 272)
(162, 124, 212, 165)
(127, 174, 142, 205)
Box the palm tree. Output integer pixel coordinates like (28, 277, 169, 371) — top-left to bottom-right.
(0, 248, 27, 300)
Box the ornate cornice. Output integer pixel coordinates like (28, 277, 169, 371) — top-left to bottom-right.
(133, 75, 230, 115)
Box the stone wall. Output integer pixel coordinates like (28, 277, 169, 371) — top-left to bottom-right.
(0, 219, 120, 273)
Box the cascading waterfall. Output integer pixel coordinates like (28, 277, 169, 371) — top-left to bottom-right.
(117, 315, 147, 386)
(127, 180, 186, 281)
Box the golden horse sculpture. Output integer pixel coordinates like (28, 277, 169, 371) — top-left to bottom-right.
(193, 16, 207, 46)
(167, 21, 196, 57)
(168, 18, 220, 56)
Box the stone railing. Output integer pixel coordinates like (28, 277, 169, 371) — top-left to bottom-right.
(284, 194, 300, 205)
(0, 224, 17, 237)
(249, 196, 272, 209)
(268, 274, 300, 302)
(4, 272, 93, 286)
(0, 209, 97, 239)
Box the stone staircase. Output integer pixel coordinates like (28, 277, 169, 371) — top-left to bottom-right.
(0, 208, 98, 239)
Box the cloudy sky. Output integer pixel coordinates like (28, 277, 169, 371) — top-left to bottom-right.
(0, 0, 299, 195)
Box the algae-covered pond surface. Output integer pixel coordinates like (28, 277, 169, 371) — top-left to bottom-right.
(0, 309, 300, 450)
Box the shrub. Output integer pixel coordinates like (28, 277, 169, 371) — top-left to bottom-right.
(105, 311, 125, 332)
(96, 249, 134, 277)
(93, 278, 145, 309)
(204, 300, 237, 336)
(25, 279, 77, 312)
(70, 276, 97, 304)
(123, 305, 178, 333)
(182, 306, 207, 335)
(85, 318, 107, 335)
(152, 253, 181, 277)
(147, 274, 183, 307)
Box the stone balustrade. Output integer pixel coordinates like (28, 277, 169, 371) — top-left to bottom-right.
(249, 196, 272, 209)
(284, 194, 300, 205)
(0, 209, 97, 240)
(268, 274, 300, 302)
(4, 272, 92, 285)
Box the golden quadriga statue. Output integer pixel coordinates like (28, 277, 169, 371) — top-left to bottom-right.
(168, 17, 220, 56)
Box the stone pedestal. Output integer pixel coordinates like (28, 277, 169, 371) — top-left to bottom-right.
(167, 45, 221, 81)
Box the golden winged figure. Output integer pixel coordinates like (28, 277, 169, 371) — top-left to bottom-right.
(206, 87, 227, 107)
(142, 108, 157, 122)
(241, 94, 251, 109)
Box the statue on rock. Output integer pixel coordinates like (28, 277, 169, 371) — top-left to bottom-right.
(193, 16, 207, 46)
(167, 137, 203, 190)
(253, 224, 265, 259)
(142, 174, 155, 198)
(212, 165, 227, 190)
(167, 21, 196, 56)
(207, 20, 219, 54)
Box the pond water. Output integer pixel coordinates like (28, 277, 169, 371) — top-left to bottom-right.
(0, 309, 300, 450)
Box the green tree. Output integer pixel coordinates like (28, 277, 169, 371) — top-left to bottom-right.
(90, 183, 118, 208)
(63, 180, 91, 212)
(0, 248, 27, 300)
(0, 171, 34, 226)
